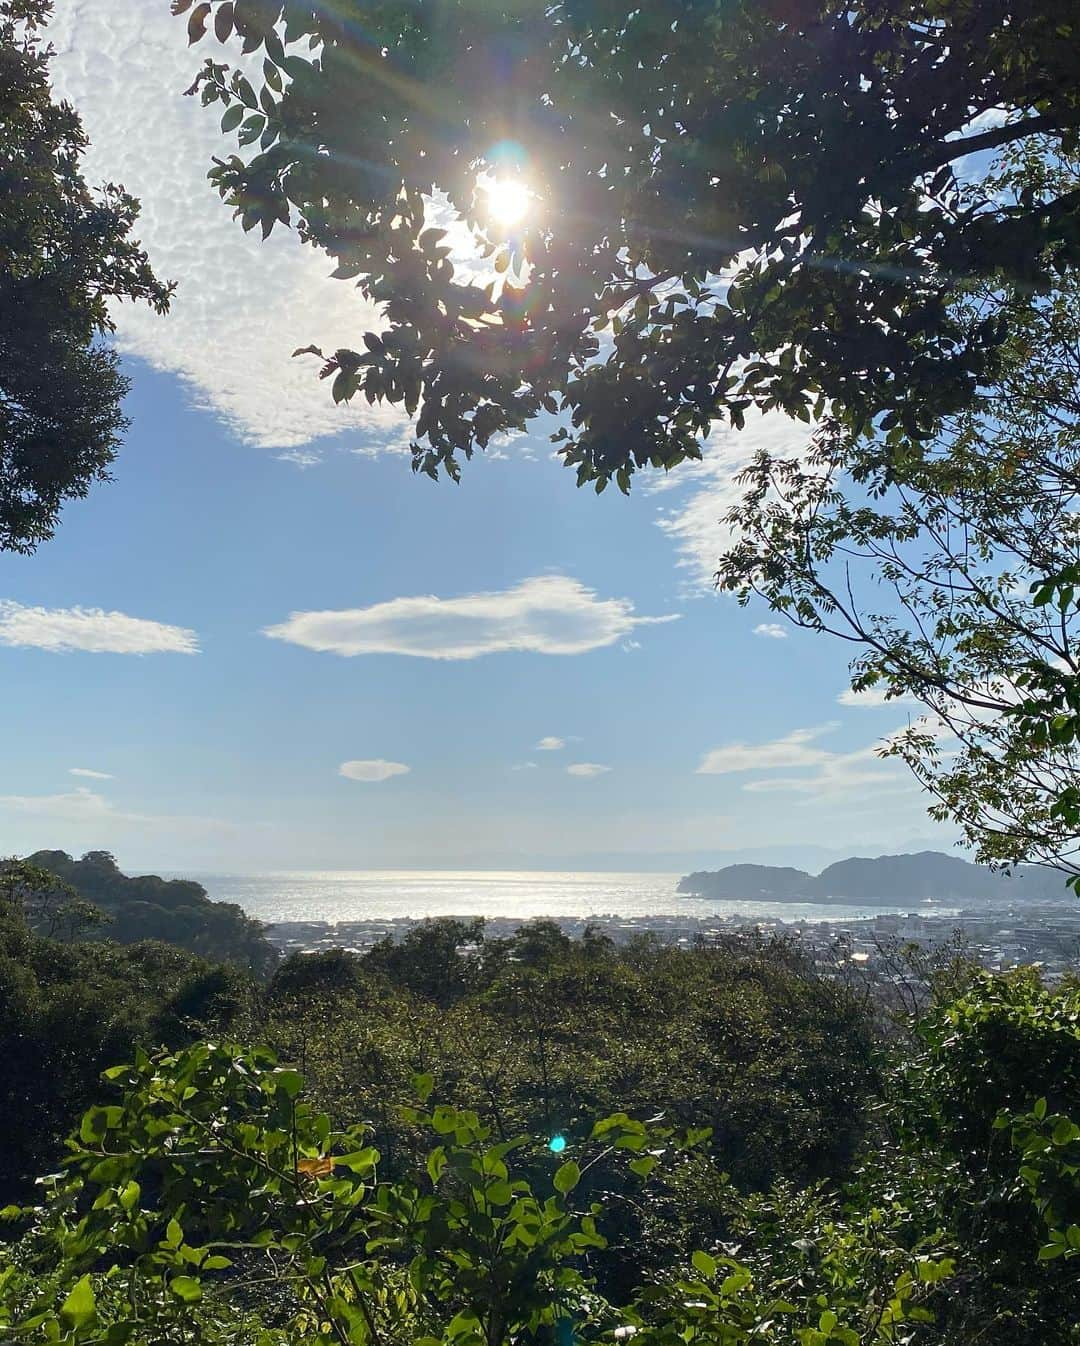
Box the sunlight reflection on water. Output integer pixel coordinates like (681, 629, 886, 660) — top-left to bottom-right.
(177, 870, 958, 926)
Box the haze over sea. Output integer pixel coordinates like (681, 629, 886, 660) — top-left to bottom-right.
(185, 870, 959, 926)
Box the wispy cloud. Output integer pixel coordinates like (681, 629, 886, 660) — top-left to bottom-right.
(276, 450, 323, 469)
(69, 768, 114, 780)
(753, 623, 788, 640)
(697, 725, 838, 775)
(339, 760, 411, 783)
(740, 747, 908, 798)
(651, 411, 814, 591)
(535, 736, 566, 751)
(512, 761, 539, 771)
(0, 786, 120, 823)
(0, 786, 234, 835)
(698, 721, 928, 800)
(265, 577, 678, 661)
(48, 3, 409, 453)
(0, 601, 198, 654)
(566, 763, 612, 778)
(837, 686, 920, 708)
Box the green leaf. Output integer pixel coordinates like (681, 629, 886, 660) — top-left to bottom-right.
(170, 1275, 203, 1302)
(412, 1072, 435, 1102)
(431, 1105, 457, 1134)
(335, 1147, 379, 1173)
(691, 1250, 717, 1279)
(427, 1147, 447, 1185)
(273, 1068, 304, 1097)
(629, 1155, 657, 1179)
(119, 1180, 140, 1212)
(220, 103, 245, 133)
(554, 1161, 581, 1194)
(60, 1276, 96, 1329)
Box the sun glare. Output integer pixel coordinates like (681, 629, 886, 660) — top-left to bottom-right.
(481, 175, 531, 228)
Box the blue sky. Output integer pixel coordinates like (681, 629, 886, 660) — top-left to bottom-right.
(0, 1, 958, 872)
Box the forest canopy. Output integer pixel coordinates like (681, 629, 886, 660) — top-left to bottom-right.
(7, 850, 276, 972)
(1, 911, 1078, 1344)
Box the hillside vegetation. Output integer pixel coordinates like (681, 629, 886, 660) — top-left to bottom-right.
(24, 850, 276, 972)
(0, 903, 1078, 1343)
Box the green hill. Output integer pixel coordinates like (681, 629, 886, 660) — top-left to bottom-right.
(25, 849, 276, 973)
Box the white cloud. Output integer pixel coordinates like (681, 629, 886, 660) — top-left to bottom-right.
(698, 720, 945, 800)
(652, 411, 815, 590)
(837, 686, 920, 708)
(276, 450, 323, 469)
(339, 760, 411, 783)
(47, 3, 409, 453)
(0, 786, 118, 824)
(697, 724, 838, 775)
(0, 601, 198, 654)
(753, 623, 788, 640)
(0, 786, 233, 835)
(696, 720, 933, 799)
(741, 751, 906, 797)
(566, 763, 612, 777)
(264, 577, 678, 661)
(512, 761, 539, 771)
(536, 736, 566, 751)
(69, 768, 114, 780)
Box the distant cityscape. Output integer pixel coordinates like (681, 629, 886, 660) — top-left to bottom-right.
(262, 851, 1077, 981)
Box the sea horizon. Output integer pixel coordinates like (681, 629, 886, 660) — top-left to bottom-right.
(177, 868, 964, 928)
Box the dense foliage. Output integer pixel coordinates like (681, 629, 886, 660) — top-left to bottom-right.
(0, 0, 171, 551)
(0, 909, 1077, 1342)
(0, 902, 250, 1200)
(178, 0, 1079, 490)
(21, 850, 276, 972)
(250, 920, 877, 1295)
(0, 958, 1076, 1344)
(719, 147, 1080, 878)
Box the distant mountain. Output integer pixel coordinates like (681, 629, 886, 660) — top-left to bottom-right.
(678, 851, 1070, 905)
(677, 864, 816, 900)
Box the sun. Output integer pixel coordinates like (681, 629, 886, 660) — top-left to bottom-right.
(480, 174, 531, 228)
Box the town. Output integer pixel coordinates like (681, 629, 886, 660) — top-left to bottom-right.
(267, 898, 1080, 982)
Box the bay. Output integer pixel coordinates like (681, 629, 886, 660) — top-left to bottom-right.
(182, 869, 957, 926)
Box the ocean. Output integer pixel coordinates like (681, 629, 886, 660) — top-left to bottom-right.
(185, 870, 955, 926)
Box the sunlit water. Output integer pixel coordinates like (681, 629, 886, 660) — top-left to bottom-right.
(182, 870, 958, 926)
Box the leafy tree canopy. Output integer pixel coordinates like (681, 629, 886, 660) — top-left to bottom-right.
(25, 849, 277, 973)
(0, 0, 172, 551)
(0, 906, 251, 1200)
(181, 0, 1079, 488)
(5, 969, 1078, 1345)
(717, 147, 1080, 879)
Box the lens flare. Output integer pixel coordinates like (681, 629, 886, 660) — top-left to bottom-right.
(481, 175, 531, 227)
(548, 1134, 567, 1153)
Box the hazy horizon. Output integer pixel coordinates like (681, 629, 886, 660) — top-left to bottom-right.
(56, 836, 968, 882)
